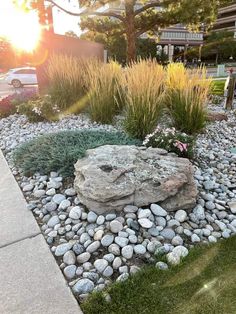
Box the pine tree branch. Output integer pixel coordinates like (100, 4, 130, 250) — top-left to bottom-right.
(135, 14, 178, 37)
(45, 0, 125, 21)
(134, 2, 162, 16)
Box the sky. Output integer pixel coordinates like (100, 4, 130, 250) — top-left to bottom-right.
(0, 0, 110, 37)
(49, 0, 82, 35)
(50, 0, 108, 36)
(0, 0, 82, 36)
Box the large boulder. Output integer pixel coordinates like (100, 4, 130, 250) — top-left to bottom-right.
(74, 145, 198, 214)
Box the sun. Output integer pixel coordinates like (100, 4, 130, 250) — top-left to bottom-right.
(0, 1, 41, 52)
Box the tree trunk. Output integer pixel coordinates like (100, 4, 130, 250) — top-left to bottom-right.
(126, 28, 136, 63)
(125, 0, 136, 63)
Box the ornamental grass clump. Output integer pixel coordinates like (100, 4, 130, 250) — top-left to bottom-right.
(166, 63, 211, 135)
(47, 54, 89, 114)
(120, 59, 166, 140)
(86, 61, 122, 124)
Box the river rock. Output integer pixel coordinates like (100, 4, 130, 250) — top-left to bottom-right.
(228, 201, 236, 214)
(73, 279, 94, 294)
(94, 259, 108, 273)
(174, 210, 187, 222)
(121, 245, 133, 259)
(110, 220, 123, 233)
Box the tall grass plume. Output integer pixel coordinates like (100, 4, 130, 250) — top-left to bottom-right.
(47, 54, 90, 114)
(120, 59, 166, 139)
(166, 63, 211, 134)
(86, 61, 122, 124)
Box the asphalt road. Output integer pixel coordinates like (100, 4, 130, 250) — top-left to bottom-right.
(0, 75, 37, 99)
(0, 76, 14, 98)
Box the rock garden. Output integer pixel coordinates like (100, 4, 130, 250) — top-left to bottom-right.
(1, 58, 236, 308)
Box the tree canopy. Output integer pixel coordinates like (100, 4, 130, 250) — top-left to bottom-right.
(202, 31, 236, 63)
(26, 0, 235, 62)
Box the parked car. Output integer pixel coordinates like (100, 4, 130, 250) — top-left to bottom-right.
(5, 67, 37, 88)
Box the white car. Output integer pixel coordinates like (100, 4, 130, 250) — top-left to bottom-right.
(5, 67, 37, 88)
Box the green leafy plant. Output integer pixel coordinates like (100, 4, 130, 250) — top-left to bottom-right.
(13, 130, 141, 177)
(143, 126, 195, 159)
(86, 61, 122, 124)
(209, 94, 223, 105)
(17, 95, 60, 122)
(166, 63, 211, 134)
(120, 59, 166, 140)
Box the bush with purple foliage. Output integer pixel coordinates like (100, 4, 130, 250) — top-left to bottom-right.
(0, 88, 38, 118)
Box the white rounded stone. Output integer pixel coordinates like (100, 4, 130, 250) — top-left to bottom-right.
(150, 204, 167, 217)
(121, 245, 133, 259)
(94, 259, 108, 273)
(110, 220, 123, 233)
(174, 210, 187, 222)
(138, 218, 153, 229)
(77, 252, 91, 263)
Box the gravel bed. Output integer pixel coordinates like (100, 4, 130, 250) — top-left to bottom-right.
(1, 111, 236, 301)
(0, 114, 117, 154)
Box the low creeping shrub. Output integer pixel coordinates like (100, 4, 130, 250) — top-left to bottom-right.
(13, 130, 141, 177)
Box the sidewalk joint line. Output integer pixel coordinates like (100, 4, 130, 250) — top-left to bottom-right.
(0, 232, 41, 250)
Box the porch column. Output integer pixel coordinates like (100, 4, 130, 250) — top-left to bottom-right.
(168, 44, 174, 62)
(184, 44, 189, 62)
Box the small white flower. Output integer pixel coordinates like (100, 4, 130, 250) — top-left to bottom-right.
(32, 106, 41, 115)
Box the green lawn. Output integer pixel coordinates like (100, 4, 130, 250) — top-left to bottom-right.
(82, 236, 236, 314)
(211, 79, 226, 96)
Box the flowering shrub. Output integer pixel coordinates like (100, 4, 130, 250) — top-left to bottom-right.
(18, 95, 60, 122)
(143, 126, 195, 159)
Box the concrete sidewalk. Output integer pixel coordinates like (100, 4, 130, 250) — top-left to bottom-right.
(0, 150, 82, 314)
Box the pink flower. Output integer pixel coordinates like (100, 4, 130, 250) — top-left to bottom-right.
(181, 143, 188, 151)
(174, 140, 188, 152)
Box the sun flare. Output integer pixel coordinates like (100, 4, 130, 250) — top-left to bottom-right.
(0, 1, 41, 52)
